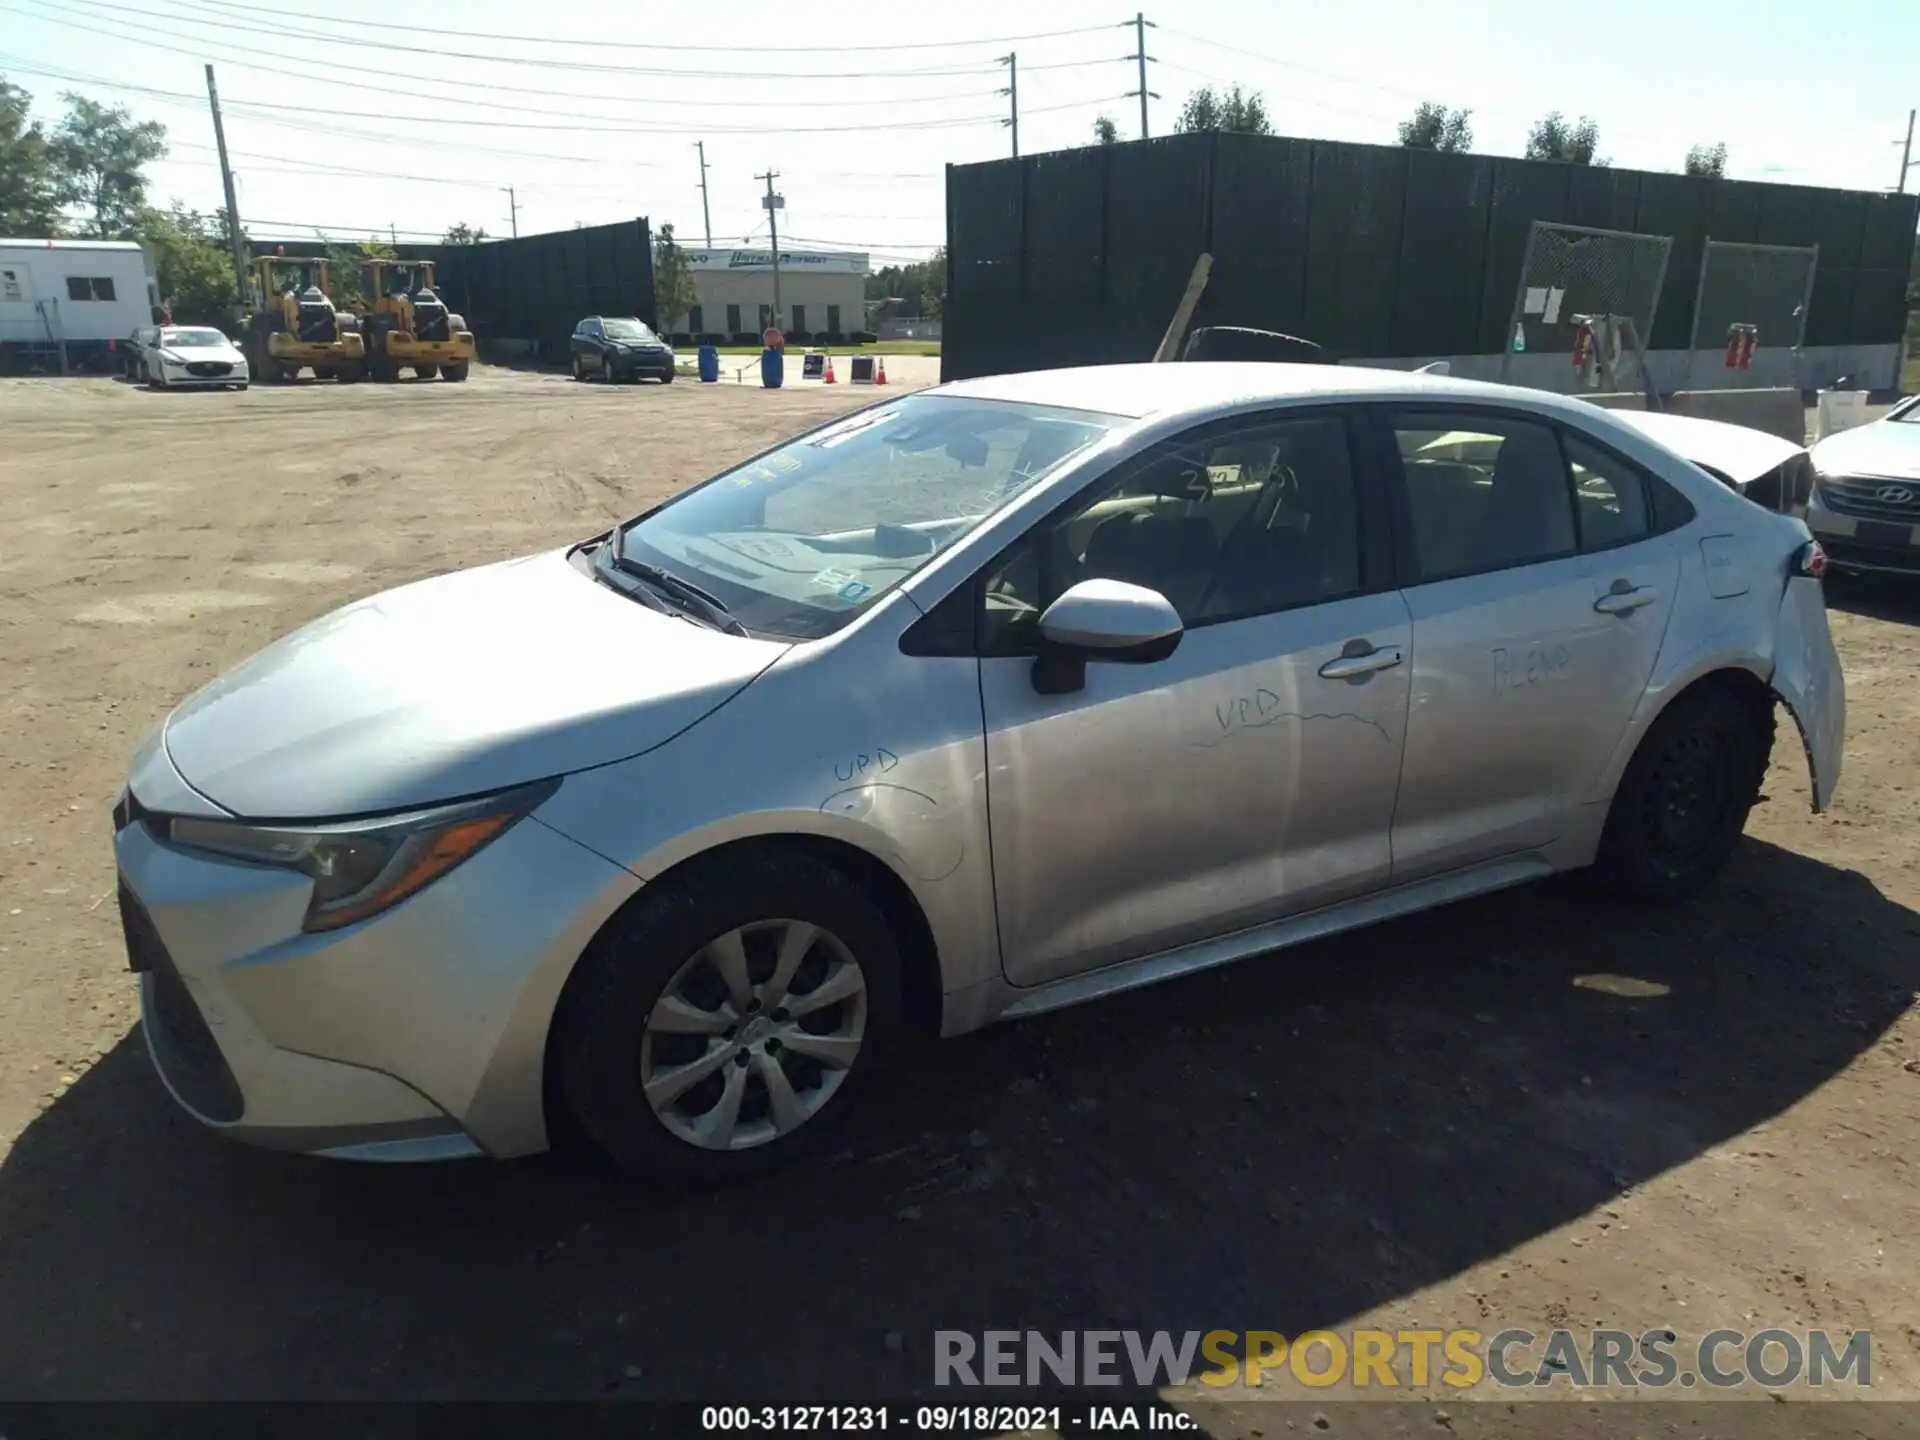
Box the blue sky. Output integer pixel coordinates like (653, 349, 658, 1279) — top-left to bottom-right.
(2, 0, 1913, 257)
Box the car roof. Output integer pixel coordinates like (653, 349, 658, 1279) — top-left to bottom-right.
(933, 362, 1615, 422)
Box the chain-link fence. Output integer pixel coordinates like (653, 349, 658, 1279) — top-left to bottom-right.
(1685, 240, 1818, 389)
(1499, 222, 1673, 385)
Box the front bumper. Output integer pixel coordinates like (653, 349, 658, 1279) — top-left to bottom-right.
(1804, 484, 1920, 575)
(158, 362, 249, 387)
(607, 350, 674, 378)
(385, 333, 474, 363)
(112, 763, 640, 1161)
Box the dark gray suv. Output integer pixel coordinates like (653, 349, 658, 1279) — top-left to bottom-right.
(570, 316, 675, 384)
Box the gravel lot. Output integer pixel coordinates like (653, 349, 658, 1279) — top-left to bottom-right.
(0, 368, 1916, 1418)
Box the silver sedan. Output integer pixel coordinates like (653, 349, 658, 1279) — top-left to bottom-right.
(113, 364, 1846, 1187)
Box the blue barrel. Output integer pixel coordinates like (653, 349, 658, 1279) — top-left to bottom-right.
(760, 347, 784, 389)
(697, 345, 719, 383)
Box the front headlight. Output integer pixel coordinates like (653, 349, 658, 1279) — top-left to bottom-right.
(157, 779, 557, 932)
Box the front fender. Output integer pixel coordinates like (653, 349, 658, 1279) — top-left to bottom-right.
(1770, 575, 1845, 812)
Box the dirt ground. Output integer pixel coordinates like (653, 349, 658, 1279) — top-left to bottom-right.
(1, 368, 1917, 1420)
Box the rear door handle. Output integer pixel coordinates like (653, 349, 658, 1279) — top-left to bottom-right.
(1594, 585, 1659, 615)
(1318, 644, 1405, 679)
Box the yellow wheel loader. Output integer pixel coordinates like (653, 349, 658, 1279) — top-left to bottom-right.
(358, 259, 474, 382)
(243, 255, 366, 383)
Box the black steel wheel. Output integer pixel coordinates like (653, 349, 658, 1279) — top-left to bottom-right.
(1591, 683, 1767, 905)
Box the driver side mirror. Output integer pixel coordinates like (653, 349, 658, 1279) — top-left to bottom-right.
(1031, 579, 1184, 695)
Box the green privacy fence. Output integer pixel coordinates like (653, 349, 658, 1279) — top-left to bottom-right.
(251, 219, 657, 356)
(433, 218, 656, 356)
(942, 133, 1916, 382)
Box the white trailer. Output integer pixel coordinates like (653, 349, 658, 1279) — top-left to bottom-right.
(0, 237, 160, 375)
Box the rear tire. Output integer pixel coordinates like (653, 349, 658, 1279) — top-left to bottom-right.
(442, 361, 469, 382)
(415, 363, 439, 380)
(571, 355, 586, 382)
(1589, 684, 1766, 906)
(556, 846, 901, 1191)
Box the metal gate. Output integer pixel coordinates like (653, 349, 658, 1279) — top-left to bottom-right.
(1499, 222, 1673, 386)
(1685, 239, 1818, 390)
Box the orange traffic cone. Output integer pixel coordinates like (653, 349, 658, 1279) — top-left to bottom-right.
(875, 357, 888, 385)
(823, 356, 837, 384)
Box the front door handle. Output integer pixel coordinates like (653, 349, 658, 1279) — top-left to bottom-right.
(1594, 585, 1659, 616)
(1319, 644, 1405, 680)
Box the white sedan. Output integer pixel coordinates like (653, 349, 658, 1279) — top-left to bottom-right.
(140, 326, 250, 391)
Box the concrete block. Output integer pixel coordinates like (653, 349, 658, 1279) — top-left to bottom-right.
(1665, 388, 1808, 445)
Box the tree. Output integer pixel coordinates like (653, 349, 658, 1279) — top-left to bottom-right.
(1174, 85, 1271, 136)
(917, 247, 944, 320)
(1397, 101, 1473, 153)
(1092, 114, 1119, 146)
(323, 238, 395, 311)
(441, 221, 488, 244)
(136, 203, 238, 324)
(862, 252, 943, 318)
(1524, 111, 1601, 165)
(49, 94, 167, 236)
(651, 223, 698, 329)
(0, 76, 61, 234)
(1684, 142, 1728, 178)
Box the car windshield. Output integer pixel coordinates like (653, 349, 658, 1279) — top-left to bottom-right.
(616, 394, 1122, 640)
(602, 319, 654, 341)
(160, 329, 227, 348)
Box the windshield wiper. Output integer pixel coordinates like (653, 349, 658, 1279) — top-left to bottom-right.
(607, 525, 751, 636)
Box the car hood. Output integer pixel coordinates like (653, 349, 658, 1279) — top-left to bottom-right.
(163, 548, 789, 819)
(1609, 410, 1806, 487)
(158, 342, 244, 363)
(1808, 419, 1920, 480)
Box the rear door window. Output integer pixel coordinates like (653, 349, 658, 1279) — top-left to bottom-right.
(1388, 413, 1577, 581)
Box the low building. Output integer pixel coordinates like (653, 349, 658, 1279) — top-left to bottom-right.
(673, 247, 868, 339)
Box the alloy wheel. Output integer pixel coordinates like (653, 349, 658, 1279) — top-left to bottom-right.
(639, 919, 867, 1151)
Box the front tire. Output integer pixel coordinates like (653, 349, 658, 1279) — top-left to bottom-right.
(1590, 684, 1766, 905)
(571, 354, 586, 382)
(556, 847, 901, 1190)
(659, 367, 675, 384)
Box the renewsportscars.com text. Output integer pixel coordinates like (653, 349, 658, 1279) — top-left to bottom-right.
(933, 1328, 1871, 1390)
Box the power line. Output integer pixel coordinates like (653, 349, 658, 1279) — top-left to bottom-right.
(1154, 20, 1686, 147)
(24, 0, 1064, 80)
(0, 46, 1017, 135)
(163, 0, 1117, 54)
(29, 0, 1033, 113)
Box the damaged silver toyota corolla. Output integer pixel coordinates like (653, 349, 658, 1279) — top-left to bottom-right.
(112, 363, 1844, 1187)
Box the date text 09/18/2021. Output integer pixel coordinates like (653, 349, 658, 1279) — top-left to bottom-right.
(701, 1404, 1193, 1432)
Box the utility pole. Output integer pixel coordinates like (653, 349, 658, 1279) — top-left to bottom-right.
(501, 186, 519, 239)
(389, 222, 397, 247)
(999, 54, 1018, 158)
(1127, 12, 1157, 139)
(757, 169, 784, 330)
(203, 64, 250, 313)
(1900, 109, 1916, 194)
(696, 142, 713, 248)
